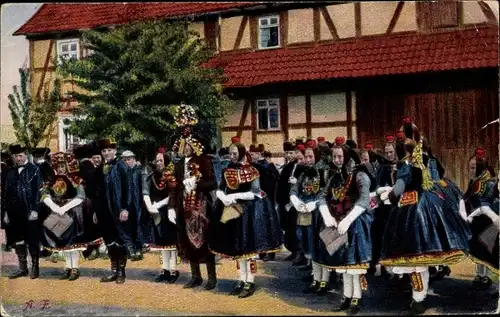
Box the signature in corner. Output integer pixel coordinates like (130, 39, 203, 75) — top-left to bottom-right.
(22, 299, 51, 311)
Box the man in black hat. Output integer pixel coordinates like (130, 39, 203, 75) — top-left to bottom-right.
(31, 147, 54, 182)
(74, 144, 102, 260)
(1, 150, 14, 252)
(94, 138, 130, 284)
(3, 143, 44, 279)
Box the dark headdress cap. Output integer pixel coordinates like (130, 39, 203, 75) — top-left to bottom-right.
(249, 144, 258, 152)
(345, 139, 357, 149)
(258, 144, 265, 152)
(9, 143, 26, 155)
(73, 144, 92, 160)
(295, 138, 304, 145)
(283, 141, 293, 152)
(1, 150, 10, 160)
(90, 143, 101, 156)
(97, 138, 117, 150)
(32, 147, 51, 157)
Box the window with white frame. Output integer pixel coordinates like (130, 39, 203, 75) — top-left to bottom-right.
(258, 15, 280, 49)
(59, 116, 87, 152)
(57, 39, 80, 62)
(257, 98, 280, 130)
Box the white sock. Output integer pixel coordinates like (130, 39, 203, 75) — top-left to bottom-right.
(161, 250, 170, 270)
(64, 252, 72, 269)
(343, 273, 353, 298)
(412, 270, 430, 302)
(246, 260, 255, 283)
(312, 262, 322, 281)
(321, 267, 330, 282)
(99, 243, 107, 254)
(71, 251, 80, 269)
(169, 250, 177, 271)
(238, 259, 247, 282)
(352, 274, 362, 299)
(476, 264, 486, 277)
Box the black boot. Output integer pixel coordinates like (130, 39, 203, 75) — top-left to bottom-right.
(155, 269, 171, 282)
(204, 259, 217, 290)
(68, 268, 80, 281)
(303, 280, 320, 294)
(334, 296, 351, 312)
(229, 281, 245, 295)
(184, 262, 203, 288)
(316, 281, 329, 296)
(167, 270, 180, 284)
(100, 257, 118, 283)
(60, 268, 71, 280)
(116, 251, 127, 284)
(28, 245, 40, 279)
(238, 282, 256, 298)
(348, 298, 362, 315)
(9, 244, 29, 279)
(407, 299, 426, 315)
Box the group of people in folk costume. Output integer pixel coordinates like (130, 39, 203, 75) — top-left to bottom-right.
(1, 105, 498, 315)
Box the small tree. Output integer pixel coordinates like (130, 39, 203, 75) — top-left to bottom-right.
(57, 19, 229, 162)
(8, 68, 61, 152)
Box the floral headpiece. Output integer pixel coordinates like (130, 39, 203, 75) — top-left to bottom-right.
(50, 152, 79, 174)
(172, 104, 204, 156)
(174, 103, 198, 127)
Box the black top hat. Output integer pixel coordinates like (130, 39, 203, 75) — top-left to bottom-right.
(90, 144, 101, 156)
(9, 143, 26, 155)
(31, 147, 51, 157)
(73, 144, 93, 160)
(97, 139, 117, 150)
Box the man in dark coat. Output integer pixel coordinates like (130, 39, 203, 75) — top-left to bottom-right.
(95, 139, 131, 284)
(31, 147, 54, 183)
(1, 150, 14, 252)
(74, 144, 102, 260)
(3, 144, 44, 279)
(171, 104, 218, 291)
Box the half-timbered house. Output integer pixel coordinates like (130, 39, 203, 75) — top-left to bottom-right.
(14, 1, 499, 189)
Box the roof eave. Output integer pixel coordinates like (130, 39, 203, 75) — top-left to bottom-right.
(13, 3, 266, 37)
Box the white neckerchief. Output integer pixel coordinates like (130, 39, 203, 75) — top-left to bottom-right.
(184, 156, 192, 179)
(18, 159, 28, 174)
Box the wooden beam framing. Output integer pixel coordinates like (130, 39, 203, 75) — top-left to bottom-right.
(280, 10, 289, 47)
(354, 2, 361, 37)
(478, 1, 498, 24)
(313, 7, 321, 42)
(236, 99, 251, 137)
(233, 16, 249, 50)
(250, 98, 257, 143)
(249, 16, 258, 49)
(222, 125, 252, 132)
(290, 121, 349, 130)
(36, 39, 55, 101)
(305, 93, 312, 137)
(320, 7, 339, 40)
(346, 90, 353, 139)
(280, 93, 289, 140)
(386, 2, 405, 34)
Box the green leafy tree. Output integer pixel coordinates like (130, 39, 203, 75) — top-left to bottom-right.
(8, 68, 61, 152)
(57, 19, 229, 161)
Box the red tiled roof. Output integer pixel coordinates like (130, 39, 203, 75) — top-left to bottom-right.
(14, 2, 259, 35)
(208, 27, 499, 88)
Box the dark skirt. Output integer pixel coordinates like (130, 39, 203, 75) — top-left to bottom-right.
(41, 205, 97, 252)
(468, 201, 499, 273)
(380, 190, 470, 266)
(370, 204, 391, 265)
(280, 204, 298, 253)
(312, 209, 374, 268)
(149, 206, 177, 251)
(209, 196, 283, 259)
